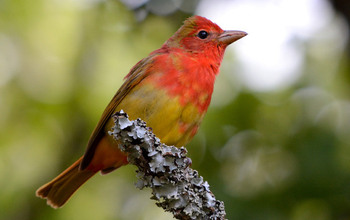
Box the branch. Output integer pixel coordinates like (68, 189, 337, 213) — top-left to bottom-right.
(109, 110, 226, 220)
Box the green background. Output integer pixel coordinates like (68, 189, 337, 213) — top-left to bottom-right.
(1, 0, 350, 219)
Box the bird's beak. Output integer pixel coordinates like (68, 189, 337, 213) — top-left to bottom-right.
(218, 30, 247, 45)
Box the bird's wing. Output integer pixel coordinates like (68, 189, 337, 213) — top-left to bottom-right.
(80, 55, 155, 170)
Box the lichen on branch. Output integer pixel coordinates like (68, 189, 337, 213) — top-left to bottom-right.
(109, 110, 226, 220)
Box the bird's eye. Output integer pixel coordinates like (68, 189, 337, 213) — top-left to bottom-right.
(197, 30, 208, 39)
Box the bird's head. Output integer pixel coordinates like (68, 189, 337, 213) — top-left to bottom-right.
(165, 16, 247, 56)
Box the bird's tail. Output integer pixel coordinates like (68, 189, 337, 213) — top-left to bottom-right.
(36, 156, 96, 208)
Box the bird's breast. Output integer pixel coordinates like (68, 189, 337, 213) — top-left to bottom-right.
(148, 52, 217, 113)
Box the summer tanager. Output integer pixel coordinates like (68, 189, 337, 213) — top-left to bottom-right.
(36, 15, 246, 208)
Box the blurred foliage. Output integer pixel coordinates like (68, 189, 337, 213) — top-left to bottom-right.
(0, 0, 350, 220)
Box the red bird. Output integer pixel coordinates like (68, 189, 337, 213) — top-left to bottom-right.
(36, 15, 246, 208)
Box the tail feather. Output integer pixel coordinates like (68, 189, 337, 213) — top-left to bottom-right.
(36, 156, 96, 208)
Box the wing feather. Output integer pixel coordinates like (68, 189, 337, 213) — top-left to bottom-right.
(80, 56, 154, 170)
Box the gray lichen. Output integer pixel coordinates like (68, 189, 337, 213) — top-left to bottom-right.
(109, 110, 227, 220)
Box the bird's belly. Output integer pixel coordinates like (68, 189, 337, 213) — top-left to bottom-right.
(111, 82, 203, 147)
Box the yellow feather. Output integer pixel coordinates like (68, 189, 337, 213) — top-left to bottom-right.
(113, 80, 201, 147)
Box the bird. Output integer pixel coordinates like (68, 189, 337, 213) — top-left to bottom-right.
(36, 15, 246, 208)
